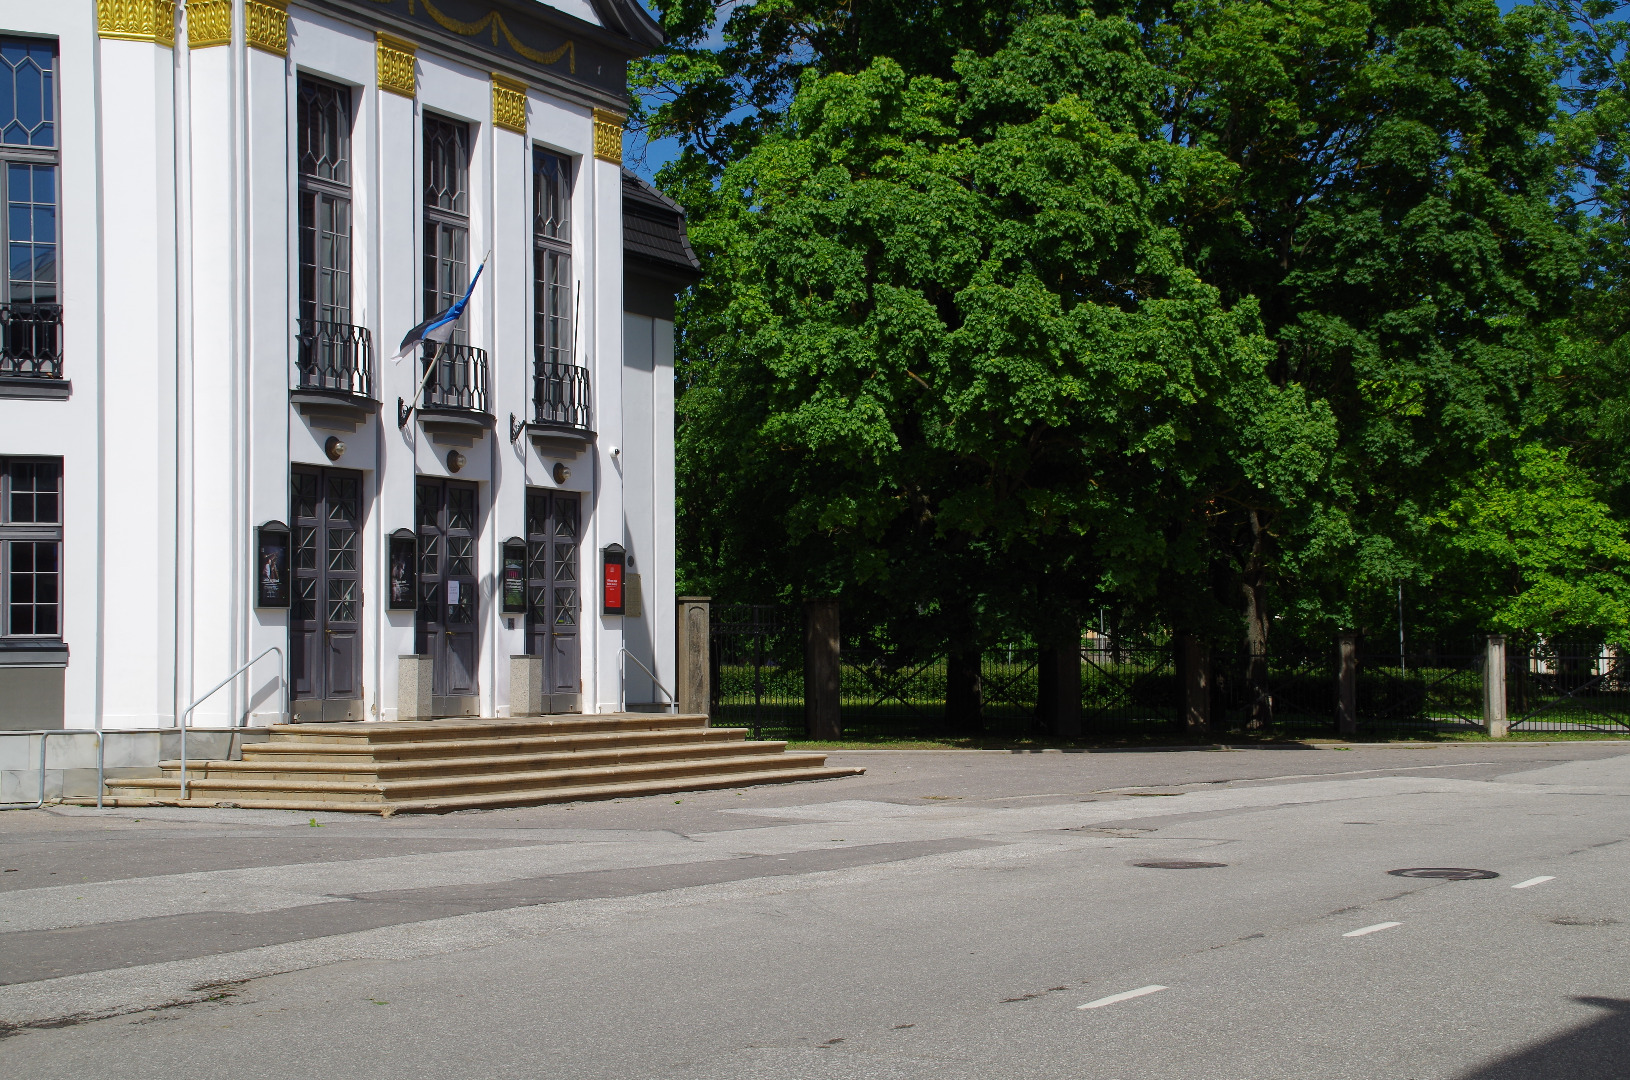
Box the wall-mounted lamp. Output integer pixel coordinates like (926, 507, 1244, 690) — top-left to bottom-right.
(324, 436, 346, 461)
(447, 449, 466, 473)
(553, 462, 570, 484)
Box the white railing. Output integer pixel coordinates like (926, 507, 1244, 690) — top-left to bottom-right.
(618, 647, 677, 714)
(0, 728, 104, 810)
(179, 646, 286, 799)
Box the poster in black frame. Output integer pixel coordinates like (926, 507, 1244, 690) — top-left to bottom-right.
(501, 538, 526, 614)
(256, 522, 291, 609)
(388, 529, 418, 610)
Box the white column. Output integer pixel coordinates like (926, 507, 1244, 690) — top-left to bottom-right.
(588, 139, 622, 712)
(97, 34, 179, 728)
(184, 18, 244, 728)
(244, 26, 291, 724)
(374, 54, 418, 720)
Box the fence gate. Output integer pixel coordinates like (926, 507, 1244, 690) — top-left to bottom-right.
(710, 605, 803, 739)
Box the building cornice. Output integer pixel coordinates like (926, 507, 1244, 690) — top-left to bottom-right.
(300, 0, 649, 114)
(97, 0, 178, 47)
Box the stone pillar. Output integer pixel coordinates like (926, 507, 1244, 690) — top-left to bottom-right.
(509, 656, 546, 717)
(1038, 641, 1082, 738)
(1485, 634, 1509, 737)
(398, 656, 433, 720)
(1336, 632, 1358, 736)
(1182, 633, 1211, 736)
(804, 599, 841, 740)
(676, 597, 711, 719)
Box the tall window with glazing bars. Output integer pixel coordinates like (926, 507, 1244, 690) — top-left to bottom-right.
(422, 114, 486, 413)
(0, 38, 59, 381)
(296, 77, 371, 398)
(532, 150, 587, 431)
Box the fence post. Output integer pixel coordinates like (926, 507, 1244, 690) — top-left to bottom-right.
(676, 597, 711, 719)
(1039, 639, 1082, 739)
(804, 599, 841, 740)
(1336, 632, 1358, 736)
(1182, 633, 1210, 736)
(1484, 634, 1508, 737)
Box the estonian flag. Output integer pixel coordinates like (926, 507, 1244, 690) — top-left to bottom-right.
(392, 253, 489, 361)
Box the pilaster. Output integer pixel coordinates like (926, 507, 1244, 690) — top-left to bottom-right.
(589, 112, 623, 711)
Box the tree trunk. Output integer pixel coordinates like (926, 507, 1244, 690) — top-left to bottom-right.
(1242, 509, 1273, 730)
(945, 648, 984, 735)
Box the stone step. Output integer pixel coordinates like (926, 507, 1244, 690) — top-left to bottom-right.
(263, 713, 711, 745)
(106, 751, 840, 803)
(172, 739, 791, 782)
(243, 726, 752, 763)
(85, 765, 867, 816)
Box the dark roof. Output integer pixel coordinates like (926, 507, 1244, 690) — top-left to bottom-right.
(589, 0, 666, 49)
(622, 169, 702, 281)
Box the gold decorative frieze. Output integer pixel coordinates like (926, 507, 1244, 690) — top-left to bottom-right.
(418, 0, 575, 72)
(187, 0, 232, 48)
(592, 108, 624, 165)
(492, 74, 528, 135)
(245, 0, 288, 56)
(377, 33, 417, 98)
(98, 0, 177, 47)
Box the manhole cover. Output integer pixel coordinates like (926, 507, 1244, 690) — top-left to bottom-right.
(1387, 867, 1500, 880)
(1132, 860, 1228, 870)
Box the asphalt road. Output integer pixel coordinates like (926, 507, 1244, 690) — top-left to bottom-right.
(2, 741, 1628, 1079)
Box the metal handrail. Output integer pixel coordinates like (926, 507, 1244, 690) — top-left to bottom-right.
(0, 728, 103, 810)
(179, 646, 286, 800)
(619, 647, 678, 714)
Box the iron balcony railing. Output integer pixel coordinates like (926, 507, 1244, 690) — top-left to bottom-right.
(422, 342, 490, 414)
(0, 303, 63, 379)
(295, 318, 373, 398)
(532, 358, 592, 432)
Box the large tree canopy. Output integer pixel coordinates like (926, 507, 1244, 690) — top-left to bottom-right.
(641, 0, 1630, 663)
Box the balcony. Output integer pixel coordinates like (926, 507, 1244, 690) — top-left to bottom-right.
(0, 304, 66, 398)
(420, 342, 490, 415)
(295, 318, 373, 400)
(531, 359, 592, 436)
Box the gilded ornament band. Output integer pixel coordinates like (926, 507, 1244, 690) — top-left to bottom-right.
(492, 74, 528, 135)
(592, 109, 624, 165)
(245, 0, 289, 56)
(187, 0, 232, 49)
(377, 33, 418, 98)
(98, 0, 177, 47)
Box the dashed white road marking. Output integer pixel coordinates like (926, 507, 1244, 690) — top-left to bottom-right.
(1077, 985, 1168, 1010)
(1343, 921, 1403, 938)
(1512, 876, 1556, 889)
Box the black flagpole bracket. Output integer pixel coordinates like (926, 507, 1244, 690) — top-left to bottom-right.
(397, 397, 412, 429)
(509, 412, 524, 444)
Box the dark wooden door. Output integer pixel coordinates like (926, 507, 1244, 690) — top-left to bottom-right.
(525, 490, 579, 705)
(416, 478, 479, 699)
(290, 467, 363, 718)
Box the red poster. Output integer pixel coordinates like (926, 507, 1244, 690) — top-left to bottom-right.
(604, 561, 623, 610)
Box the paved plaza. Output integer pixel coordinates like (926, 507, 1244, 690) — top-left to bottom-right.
(3, 742, 1629, 1078)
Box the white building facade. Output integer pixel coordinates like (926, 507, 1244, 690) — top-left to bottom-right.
(0, 0, 696, 732)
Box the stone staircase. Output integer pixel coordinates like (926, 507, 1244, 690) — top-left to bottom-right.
(96, 714, 863, 815)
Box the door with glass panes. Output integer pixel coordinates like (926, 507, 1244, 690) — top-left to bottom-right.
(289, 467, 364, 721)
(415, 479, 479, 705)
(525, 490, 580, 710)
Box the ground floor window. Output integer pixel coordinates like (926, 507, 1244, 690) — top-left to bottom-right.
(1, 457, 61, 638)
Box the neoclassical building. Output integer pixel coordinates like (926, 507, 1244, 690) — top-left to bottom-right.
(0, 0, 697, 730)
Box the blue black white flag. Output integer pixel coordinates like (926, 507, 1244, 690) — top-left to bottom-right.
(392, 252, 489, 360)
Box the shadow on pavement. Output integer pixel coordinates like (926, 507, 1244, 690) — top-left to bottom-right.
(1460, 998, 1630, 1078)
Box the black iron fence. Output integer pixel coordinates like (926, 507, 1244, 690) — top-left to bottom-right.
(422, 342, 490, 413)
(296, 318, 373, 398)
(0, 302, 62, 378)
(1509, 644, 1630, 733)
(707, 609, 1630, 741)
(533, 359, 592, 432)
